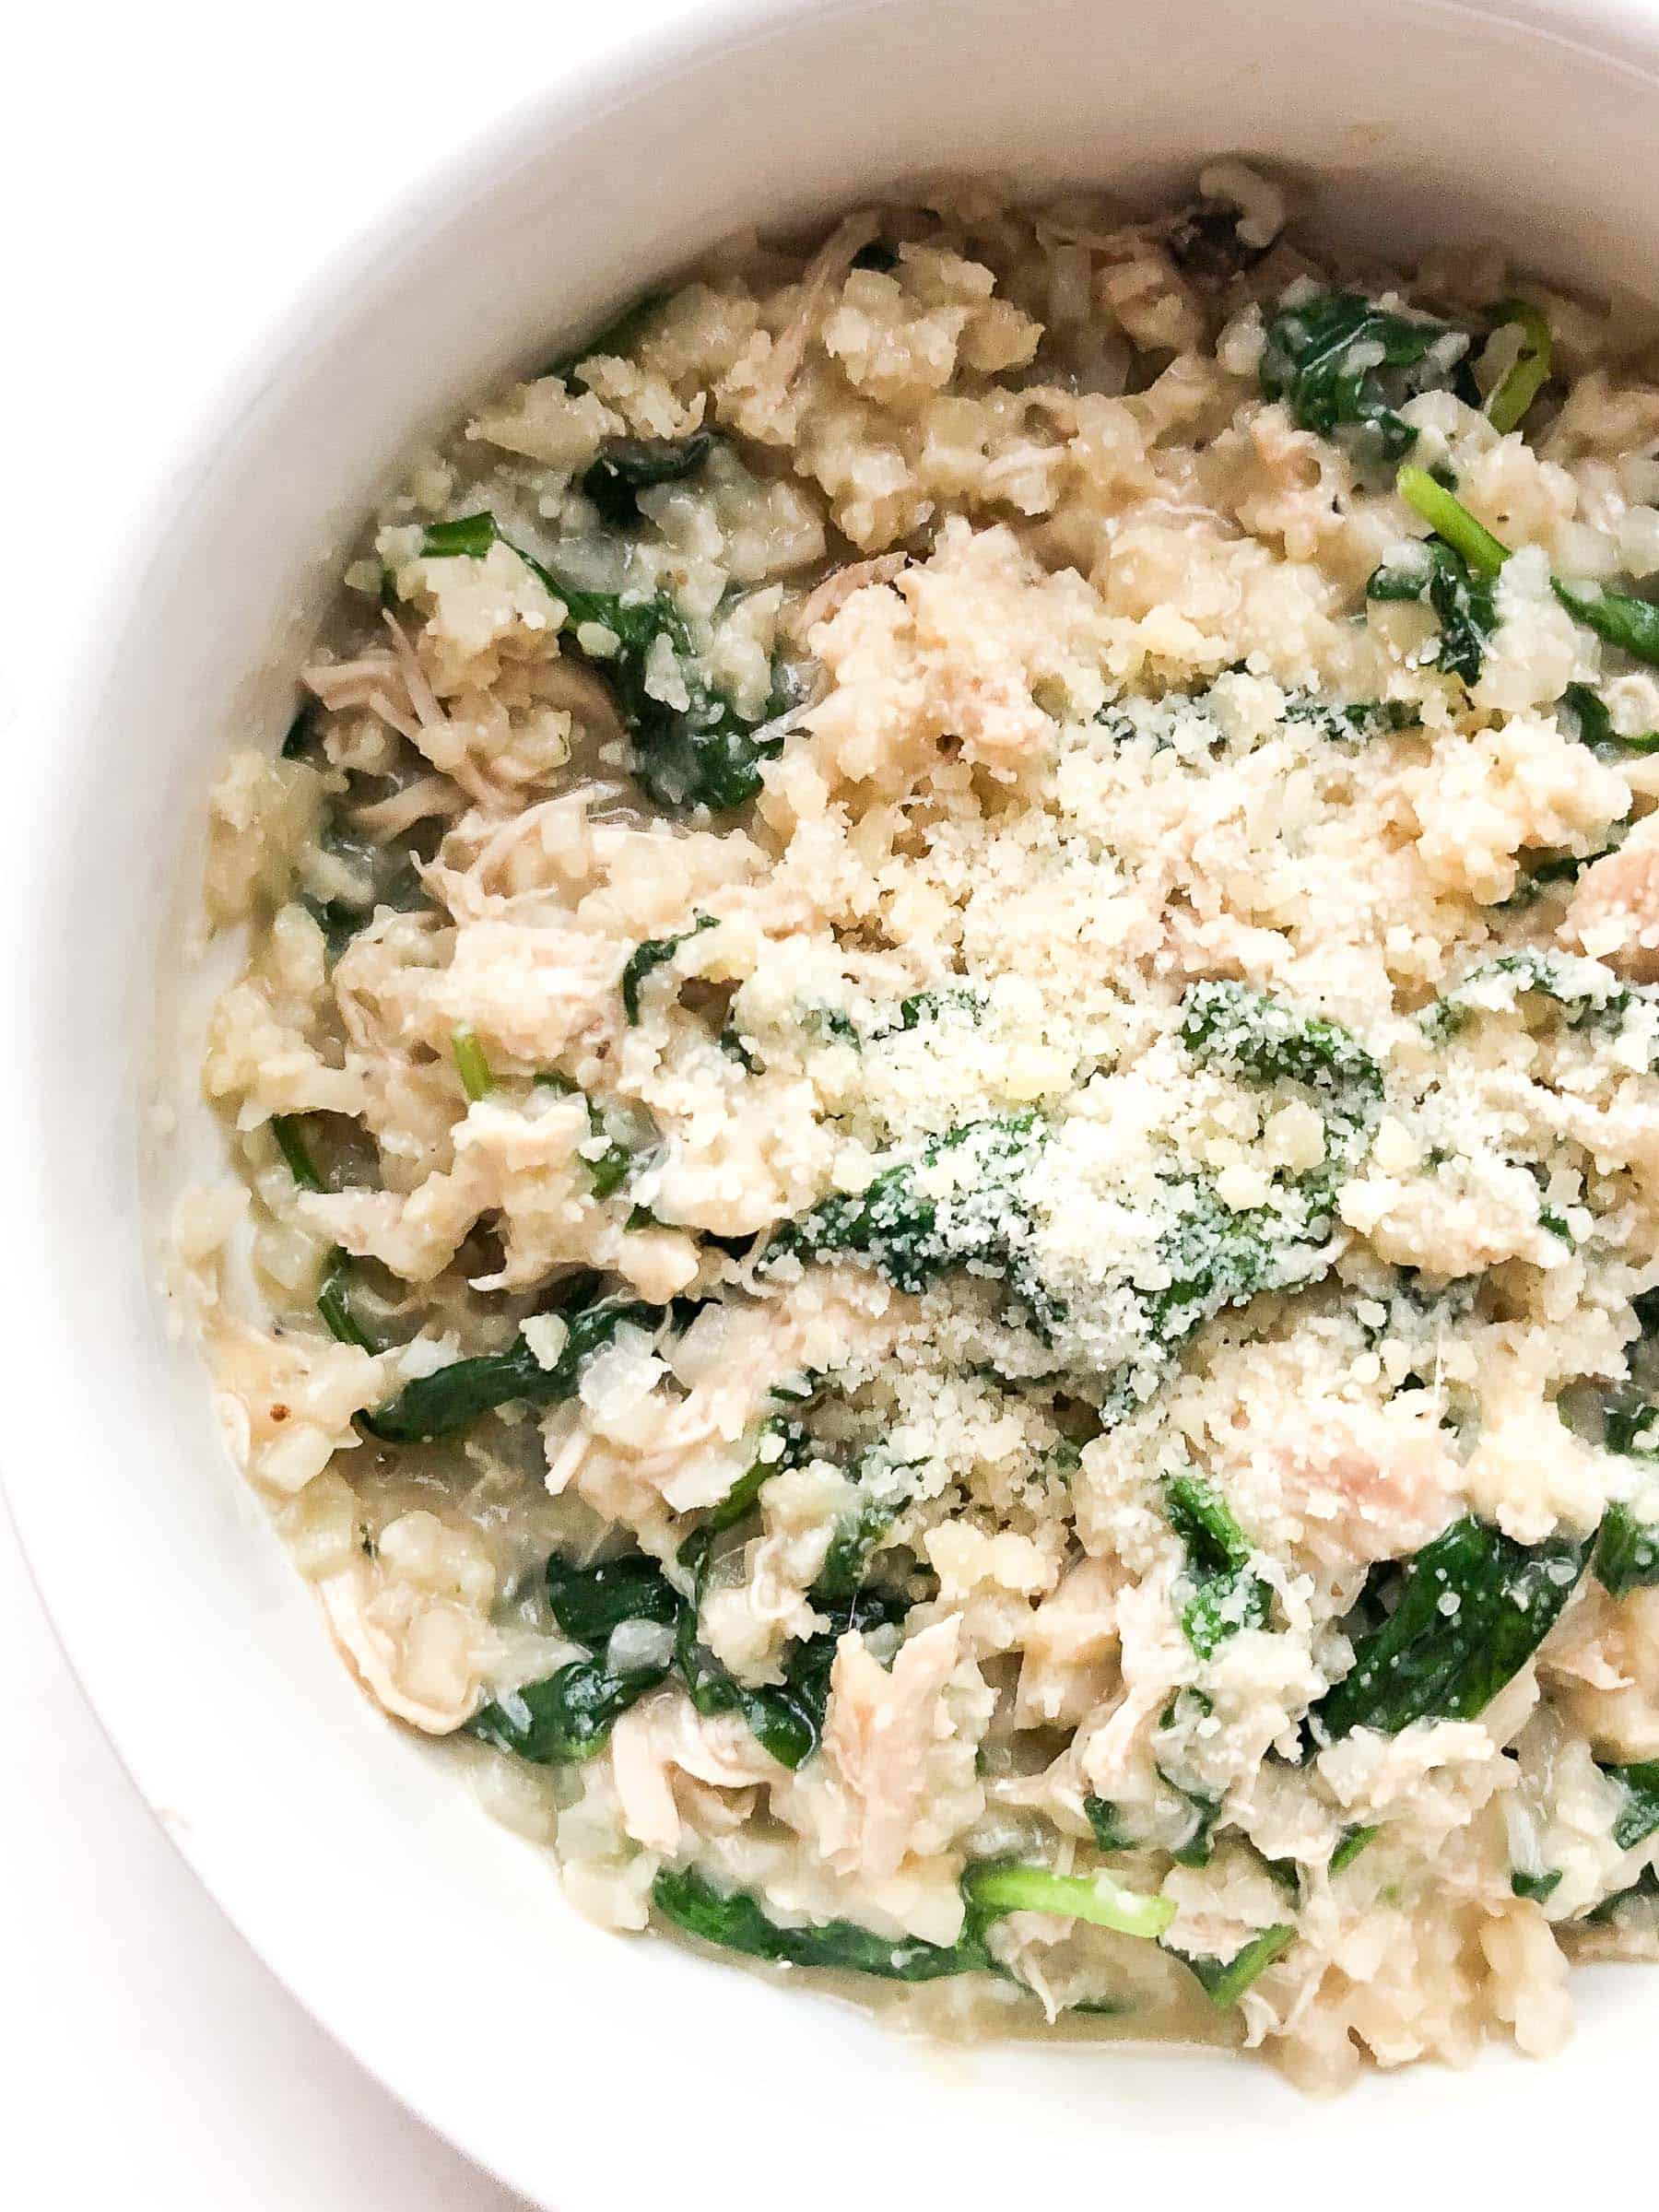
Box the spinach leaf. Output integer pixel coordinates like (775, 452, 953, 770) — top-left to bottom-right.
(621, 913, 717, 1023)
(1115, 679, 1416, 752)
(1135, 1175, 1341, 1369)
(271, 1112, 325, 1193)
(762, 1158, 939, 1292)
(1164, 1784, 1223, 1870)
(1394, 464, 1512, 578)
(652, 1865, 1002, 1982)
(1602, 1761, 1659, 1852)
(1083, 1795, 1135, 1852)
(1279, 694, 1418, 743)
(301, 896, 372, 966)
(293, 813, 430, 969)
(717, 1021, 760, 1073)
(653, 1856, 1175, 1986)
(772, 1082, 1351, 1411)
(1587, 1865, 1659, 1923)
(671, 1445, 893, 1773)
(1554, 683, 1659, 753)
(468, 1658, 667, 1763)
(1560, 682, 1616, 747)
(420, 513, 499, 559)
(545, 1549, 683, 1645)
(360, 1285, 658, 1442)
(1253, 1848, 1301, 1900)
(1396, 465, 1659, 675)
(451, 1022, 494, 1101)
(1596, 1374, 1659, 1605)
(1500, 851, 1596, 909)
(587, 1124, 638, 1200)
(537, 1075, 653, 1200)
(806, 1004, 861, 1049)
(1180, 979, 1382, 1111)
(1329, 1825, 1377, 1874)
(490, 1499, 906, 1777)
(1169, 1924, 1294, 2006)
(269, 1114, 380, 1354)
(1369, 465, 1509, 682)
(1367, 539, 1499, 684)
(418, 512, 786, 811)
(888, 984, 987, 1033)
(1162, 1470, 1272, 1659)
(1559, 681, 1659, 754)
(959, 1860, 1176, 1941)
(1483, 300, 1552, 436)
(1309, 1516, 1587, 1743)
(761, 1113, 1046, 1302)
(581, 432, 715, 528)
(809, 1456, 920, 1605)
(1366, 562, 1433, 605)
(778, 1589, 909, 1743)
(629, 690, 789, 813)
(1597, 1500, 1659, 1599)
(554, 570, 794, 810)
(672, 1564, 819, 1770)
(811, 1499, 898, 1604)
(1417, 544, 1500, 686)
(1511, 1867, 1563, 1902)
(1260, 293, 1465, 461)
(315, 1255, 376, 1356)
(1167, 982, 1381, 1363)
(1553, 577, 1659, 669)
(1423, 948, 1645, 1043)
(701, 1416, 814, 1538)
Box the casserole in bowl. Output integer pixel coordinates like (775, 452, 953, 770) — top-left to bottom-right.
(16, 0, 1659, 2201)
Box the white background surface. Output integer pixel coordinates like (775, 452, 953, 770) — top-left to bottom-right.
(3, 2, 677, 2202)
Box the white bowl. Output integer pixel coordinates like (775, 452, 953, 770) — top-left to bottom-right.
(13, 0, 1659, 2201)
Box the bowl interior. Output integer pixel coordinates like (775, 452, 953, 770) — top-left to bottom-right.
(14, 0, 1659, 2203)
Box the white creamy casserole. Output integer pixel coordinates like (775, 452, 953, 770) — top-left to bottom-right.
(182, 166, 1659, 2084)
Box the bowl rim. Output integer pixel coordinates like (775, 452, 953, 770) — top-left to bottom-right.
(15, 0, 1659, 2197)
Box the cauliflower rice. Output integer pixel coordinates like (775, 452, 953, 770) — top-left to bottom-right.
(181, 166, 1659, 2087)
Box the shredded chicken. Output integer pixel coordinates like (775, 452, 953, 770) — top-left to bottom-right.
(792, 552, 909, 641)
(752, 208, 882, 404)
(1563, 812, 1659, 980)
(818, 1616, 965, 1882)
(319, 1511, 499, 1734)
